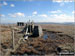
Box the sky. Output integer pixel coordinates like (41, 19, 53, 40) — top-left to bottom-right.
(0, 0, 75, 23)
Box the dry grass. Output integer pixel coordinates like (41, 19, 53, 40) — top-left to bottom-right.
(40, 24, 75, 37)
(0, 25, 12, 43)
(0, 24, 74, 56)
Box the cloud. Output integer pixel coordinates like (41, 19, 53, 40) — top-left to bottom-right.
(0, 14, 5, 17)
(16, 12, 25, 17)
(3, 2, 15, 7)
(53, 0, 63, 3)
(32, 11, 37, 15)
(53, 0, 73, 3)
(8, 12, 25, 18)
(49, 10, 62, 13)
(55, 0, 73, 7)
(10, 4, 15, 7)
(37, 14, 74, 22)
(38, 14, 48, 17)
(3, 1, 7, 5)
(72, 11, 75, 14)
(64, 0, 73, 2)
(8, 14, 16, 18)
(53, 1, 64, 7)
(49, 14, 74, 22)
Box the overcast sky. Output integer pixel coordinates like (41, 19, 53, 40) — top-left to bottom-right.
(0, 0, 75, 23)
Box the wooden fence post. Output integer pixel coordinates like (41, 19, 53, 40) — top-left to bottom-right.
(12, 30, 15, 49)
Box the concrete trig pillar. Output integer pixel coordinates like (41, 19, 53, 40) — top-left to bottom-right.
(31, 21, 34, 32)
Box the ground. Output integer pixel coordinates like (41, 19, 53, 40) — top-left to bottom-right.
(0, 24, 75, 56)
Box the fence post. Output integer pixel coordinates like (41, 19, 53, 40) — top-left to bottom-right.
(12, 30, 15, 49)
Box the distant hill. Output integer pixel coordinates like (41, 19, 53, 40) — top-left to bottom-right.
(0, 22, 75, 25)
(35, 22, 75, 25)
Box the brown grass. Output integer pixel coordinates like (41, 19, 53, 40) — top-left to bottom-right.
(0, 24, 74, 55)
